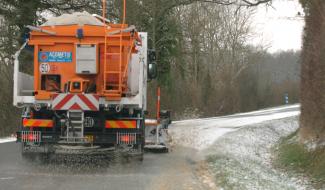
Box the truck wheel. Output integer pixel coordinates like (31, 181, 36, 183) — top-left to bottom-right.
(133, 144, 144, 162)
(135, 153, 144, 162)
(21, 143, 32, 160)
(21, 151, 36, 161)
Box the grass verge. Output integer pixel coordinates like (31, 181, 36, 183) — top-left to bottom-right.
(274, 131, 325, 189)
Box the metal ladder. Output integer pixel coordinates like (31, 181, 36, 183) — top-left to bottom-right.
(103, 26, 124, 98)
(67, 111, 84, 142)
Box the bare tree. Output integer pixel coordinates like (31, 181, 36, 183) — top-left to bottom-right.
(171, 2, 261, 114)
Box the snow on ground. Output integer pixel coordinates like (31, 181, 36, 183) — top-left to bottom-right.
(205, 117, 312, 190)
(173, 104, 300, 124)
(0, 136, 16, 144)
(169, 104, 312, 190)
(170, 104, 300, 150)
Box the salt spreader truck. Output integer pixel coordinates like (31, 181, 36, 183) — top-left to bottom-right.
(13, 10, 159, 159)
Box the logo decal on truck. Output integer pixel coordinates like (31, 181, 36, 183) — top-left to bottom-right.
(39, 52, 72, 62)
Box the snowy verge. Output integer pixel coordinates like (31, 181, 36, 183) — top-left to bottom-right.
(205, 117, 312, 190)
(169, 105, 300, 150)
(172, 104, 300, 124)
(0, 136, 16, 143)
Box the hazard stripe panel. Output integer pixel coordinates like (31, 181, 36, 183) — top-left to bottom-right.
(23, 119, 53, 128)
(105, 120, 137, 129)
(52, 93, 99, 111)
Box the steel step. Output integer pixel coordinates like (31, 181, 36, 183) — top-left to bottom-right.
(71, 121, 83, 124)
(66, 111, 84, 142)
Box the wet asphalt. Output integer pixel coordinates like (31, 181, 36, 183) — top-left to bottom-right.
(0, 142, 209, 190)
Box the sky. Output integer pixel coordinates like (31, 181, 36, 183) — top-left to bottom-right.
(251, 0, 304, 53)
(38, 0, 304, 54)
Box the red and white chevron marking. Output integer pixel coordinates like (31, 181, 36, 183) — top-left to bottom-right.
(52, 94, 99, 111)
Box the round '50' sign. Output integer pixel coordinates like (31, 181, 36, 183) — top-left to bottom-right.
(39, 63, 50, 74)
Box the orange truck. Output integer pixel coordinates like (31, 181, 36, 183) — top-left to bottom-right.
(13, 7, 158, 159)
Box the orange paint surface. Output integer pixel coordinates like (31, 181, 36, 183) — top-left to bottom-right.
(29, 24, 139, 100)
(105, 120, 137, 129)
(23, 118, 53, 128)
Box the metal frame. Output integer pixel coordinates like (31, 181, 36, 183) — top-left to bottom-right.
(13, 40, 35, 106)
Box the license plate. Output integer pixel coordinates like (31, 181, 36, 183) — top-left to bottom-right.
(85, 135, 94, 143)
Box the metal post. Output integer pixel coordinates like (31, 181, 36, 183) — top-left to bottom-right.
(284, 93, 289, 104)
(157, 87, 160, 123)
(102, 0, 106, 21)
(156, 124, 160, 145)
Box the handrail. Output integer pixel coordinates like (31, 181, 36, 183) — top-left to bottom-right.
(119, 33, 122, 92)
(103, 0, 108, 92)
(119, 0, 126, 93)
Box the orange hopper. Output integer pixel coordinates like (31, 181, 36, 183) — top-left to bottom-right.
(28, 12, 140, 101)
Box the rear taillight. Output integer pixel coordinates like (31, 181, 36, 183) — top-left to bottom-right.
(21, 131, 41, 142)
(120, 135, 135, 143)
(117, 133, 137, 145)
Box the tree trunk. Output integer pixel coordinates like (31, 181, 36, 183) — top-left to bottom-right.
(299, 0, 325, 145)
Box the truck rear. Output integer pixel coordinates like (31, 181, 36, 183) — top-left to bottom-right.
(13, 11, 156, 160)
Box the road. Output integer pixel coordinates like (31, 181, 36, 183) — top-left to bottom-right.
(0, 105, 300, 190)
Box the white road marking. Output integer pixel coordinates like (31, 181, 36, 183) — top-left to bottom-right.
(0, 137, 16, 144)
(0, 177, 14, 180)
